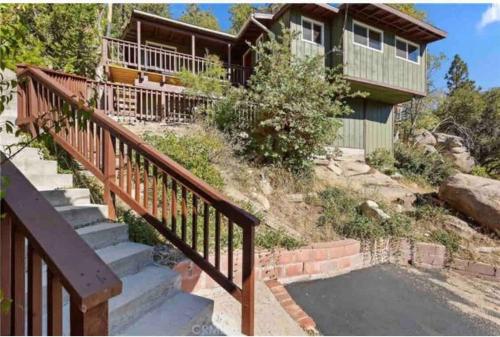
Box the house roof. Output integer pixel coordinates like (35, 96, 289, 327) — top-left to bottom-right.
(338, 3, 447, 43)
(124, 3, 446, 45)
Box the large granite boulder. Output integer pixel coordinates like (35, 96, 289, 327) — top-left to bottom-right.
(412, 129, 437, 146)
(439, 173, 500, 231)
(433, 132, 475, 173)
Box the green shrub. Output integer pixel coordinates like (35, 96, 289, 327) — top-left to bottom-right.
(119, 210, 164, 246)
(394, 143, 454, 186)
(470, 165, 491, 178)
(256, 227, 304, 250)
(318, 187, 411, 241)
(143, 131, 225, 189)
(431, 229, 460, 254)
(366, 149, 396, 174)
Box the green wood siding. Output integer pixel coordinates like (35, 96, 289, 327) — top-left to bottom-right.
(334, 98, 394, 153)
(289, 9, 330, 65)
(365, 100, 394, 154)
(342, 15, 427, 95)
(334, 98, 365, 149)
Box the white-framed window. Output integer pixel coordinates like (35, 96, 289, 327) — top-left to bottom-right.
(352, 20, 383, 52)
(145, 40, 177, 52)
(301, 16, 324, 45)
(395, 37, 420, 64)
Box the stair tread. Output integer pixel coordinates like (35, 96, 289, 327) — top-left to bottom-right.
(96, 241, 152, 265)
(116, 292, 214, 336)
(109, 264, 179, 312)
(76, 221, 127, 235)
(55, 204, 107, 211)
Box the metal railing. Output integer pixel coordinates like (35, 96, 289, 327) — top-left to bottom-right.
(16, 65, 259, 335)
(0, 153, 122, 335)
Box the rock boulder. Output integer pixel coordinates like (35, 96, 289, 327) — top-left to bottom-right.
(439, 173, 500, 231)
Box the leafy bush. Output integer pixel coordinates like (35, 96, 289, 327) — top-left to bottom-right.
(470, 165, 491, 178)
(256, 227, 304, 250)
(203, 26, 363, 174)
(143, 131, 225, 189)
(318, 187, 411, 241)
(431, 229, 461, 254)
(120, 210, 164, 246)
(366, 149, 396, 174)
(394, 143, 454, 186)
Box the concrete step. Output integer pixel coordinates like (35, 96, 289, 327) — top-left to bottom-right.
(117, 292, 214, 336)
(77, 222, 128, 250)
(96, 241, 153, 278)
(0, 132, 19, 146)
(109, 265, 181, 334)
(1, 146, 42, 161)
(55, 204, 108, 228)
(42, 188, 91, 207)
(11, 159, 58, 175)
(26, 173, 73, 190)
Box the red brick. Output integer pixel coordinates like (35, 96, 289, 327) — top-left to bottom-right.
(285, 262, 304, 277)
(329, 245, 346, 259)
(303, 261, 321, 274)
(298, 317, 316, 330)
(275, 292, 291, 302)
(337, 256, 352, 269)
(344, 241, 361, 256)
(467, 262, 496, 276)
(281, 298, 294, 307)
(319, 259, 338, 273)
(311, 248, 329, 261)
(265, 279, 281, 289)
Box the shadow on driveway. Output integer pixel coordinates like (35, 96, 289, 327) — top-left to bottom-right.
(286, 264, 499, 336)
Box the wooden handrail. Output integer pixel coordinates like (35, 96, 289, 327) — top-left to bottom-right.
(0, 153, 122, 335)
(17, 65, 259, 335)
(102, 36, 251, 85)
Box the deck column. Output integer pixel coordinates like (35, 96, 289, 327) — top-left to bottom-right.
(191, 34, 196, 73)
(227, 43, 232, 83)
(137, 20, 142, 71)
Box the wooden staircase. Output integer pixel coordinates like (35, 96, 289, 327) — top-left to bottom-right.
(1, 85, 216, 335)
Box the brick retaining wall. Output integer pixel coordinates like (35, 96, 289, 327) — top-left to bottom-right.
(173, 238, 499, 292)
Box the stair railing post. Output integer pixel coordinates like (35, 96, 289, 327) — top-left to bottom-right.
(103, 129, 117, 220)
(241, 225, 255, 336)
(70, 300, 109, 335)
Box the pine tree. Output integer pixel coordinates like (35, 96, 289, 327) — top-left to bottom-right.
(179, 4, 220, 31)
(445, 54, 476, 94)
(229, 4, 255, 34)
(111, 4, 170, 37)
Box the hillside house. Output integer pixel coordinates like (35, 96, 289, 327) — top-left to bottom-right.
(102, 3, 446, 155)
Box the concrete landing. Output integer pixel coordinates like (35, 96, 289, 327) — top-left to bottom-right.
(194, 281, 306, 336)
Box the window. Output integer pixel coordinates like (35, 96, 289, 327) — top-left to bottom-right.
(302, 17, 323, 45)
(395, 37, 420, 64)
(352, 21, 383, 52)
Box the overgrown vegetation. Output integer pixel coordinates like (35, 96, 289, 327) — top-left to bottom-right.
(181, 27, 363, 174)
(431, 229, 461, 255)
(367, 144, 454, 186)
(142, 131, 225, 189)
(317, 187, 412, 241)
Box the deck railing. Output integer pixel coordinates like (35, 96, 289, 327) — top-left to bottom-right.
(103, 37, 251, 86)
(16, 65, 259, 335)
(0, 153, 122, 335)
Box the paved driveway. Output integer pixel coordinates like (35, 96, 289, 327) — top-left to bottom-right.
(286, 264, 499, 336)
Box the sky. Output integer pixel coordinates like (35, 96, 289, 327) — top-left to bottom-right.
(169, 3, 500, 91)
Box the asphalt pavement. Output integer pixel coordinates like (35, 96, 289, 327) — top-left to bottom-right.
(286, 264, 499, 336)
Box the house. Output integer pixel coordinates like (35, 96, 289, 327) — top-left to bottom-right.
(102, 3, 446, 154)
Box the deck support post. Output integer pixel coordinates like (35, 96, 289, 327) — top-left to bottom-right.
(241, 225, 255, 335)
(137, 20, 142, 71)
(227, 44, 232, 83)
(191, 34, 196, 73)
